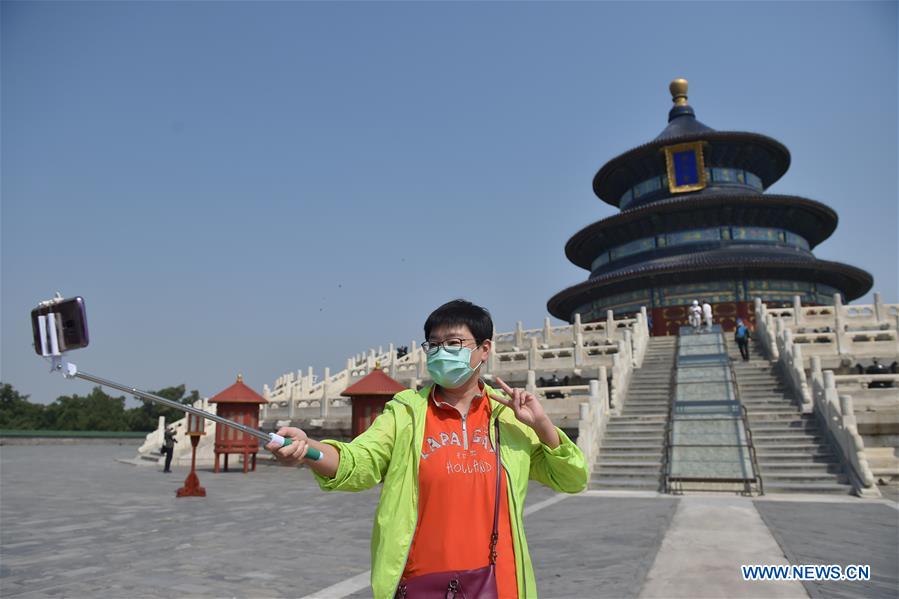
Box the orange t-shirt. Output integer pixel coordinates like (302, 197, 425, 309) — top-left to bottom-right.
(402, 386, 519, 599)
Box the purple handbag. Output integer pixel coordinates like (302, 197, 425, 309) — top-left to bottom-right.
(395, 419, 502, 599)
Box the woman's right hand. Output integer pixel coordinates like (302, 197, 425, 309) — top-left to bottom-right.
(265, 426, 310, 467)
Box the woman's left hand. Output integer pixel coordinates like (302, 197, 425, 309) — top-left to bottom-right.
(489, 377, 549, 430)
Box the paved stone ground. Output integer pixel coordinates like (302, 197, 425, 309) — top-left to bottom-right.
(1, 445, 897, 599)
(755, 501, 899, 599)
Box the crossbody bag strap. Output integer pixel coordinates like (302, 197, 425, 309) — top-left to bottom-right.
(489, 417, 501, 565)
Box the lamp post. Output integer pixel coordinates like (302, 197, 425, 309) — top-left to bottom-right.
(176, 412, 207, 497)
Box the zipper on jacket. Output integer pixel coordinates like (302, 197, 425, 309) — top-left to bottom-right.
(394, 394, 422, 598)
(461, 414, 469, 450)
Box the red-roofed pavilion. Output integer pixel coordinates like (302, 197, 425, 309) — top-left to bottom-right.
(341, 368, 406, 438)
(209, 374, 267, 473)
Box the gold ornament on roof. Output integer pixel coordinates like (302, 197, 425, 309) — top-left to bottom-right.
(670, 78, 689, 106)
(237, 374, 243, 383)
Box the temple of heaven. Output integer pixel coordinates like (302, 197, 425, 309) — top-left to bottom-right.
(547, 79, 873, 336)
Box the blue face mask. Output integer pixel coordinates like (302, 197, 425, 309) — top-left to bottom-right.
(427, 346, 481, 389)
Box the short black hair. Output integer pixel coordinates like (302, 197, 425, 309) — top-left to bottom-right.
(424, 299, 494, 345)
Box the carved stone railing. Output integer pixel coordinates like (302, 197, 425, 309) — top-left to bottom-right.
(577, 373, 609, 473)
(754, 293, 899, 366)
(262, 308, 649, 424)
(808, 356, 880, 497)
(773, 319, 813, 412)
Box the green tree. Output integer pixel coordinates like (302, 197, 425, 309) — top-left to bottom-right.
(0, 383, 46, 429)
(43, 386, 129, 431)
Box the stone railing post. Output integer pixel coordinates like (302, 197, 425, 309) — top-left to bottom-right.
(514, 321, 524, 348)
(543, 317, 552, 345)
(810, 355, 823, 400)
(793, 295, 802, 327)
(528, 337, 539, 370)
(873, 292, 884, 323)
(320, 367, 331, 418)
(526, 370, 537, 395)
(624, 329, 634, 366)
(606, 310, 615, 341)
(610, 353, 622, 415)
(833, 292, 844, 330)
(288, 389, 296, 420)
(574, 312, 583, 340)
(793, 344, 812, 412)
(833, 292, 847, 355)
(574, 330, 585, 367)
(839, 393, 855, 420)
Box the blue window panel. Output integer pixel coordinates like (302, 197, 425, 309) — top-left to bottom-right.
(732, 227, 779, 242)
(673, 150, 700, 186)
(713, 168, 737, 183)
(667, 228, 721, 245)
(609, 236, 655, 261)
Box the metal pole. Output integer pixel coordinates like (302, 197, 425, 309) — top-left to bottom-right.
(72, 369, 273, 444)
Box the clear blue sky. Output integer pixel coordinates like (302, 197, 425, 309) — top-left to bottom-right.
(3, 1, 896, 405)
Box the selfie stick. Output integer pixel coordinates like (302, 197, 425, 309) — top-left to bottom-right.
(35, 314, 322, 461)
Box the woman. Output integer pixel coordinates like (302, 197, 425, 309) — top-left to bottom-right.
(267, 299, 588, 598)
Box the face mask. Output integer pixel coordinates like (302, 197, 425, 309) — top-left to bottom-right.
(427, 346, 481, 389)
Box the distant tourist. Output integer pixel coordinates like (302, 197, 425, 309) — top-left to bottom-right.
(734, 319, 751, 361)
(162, 426, 177, 473)
(688, 300, 702, 329)
(267, 299, 587, 599)
(702, 300, 714, 330)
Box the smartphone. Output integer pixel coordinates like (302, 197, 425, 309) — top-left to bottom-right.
(31, 296, 89, 355)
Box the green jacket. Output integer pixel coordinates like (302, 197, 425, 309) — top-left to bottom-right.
(312, 384, 588, 599)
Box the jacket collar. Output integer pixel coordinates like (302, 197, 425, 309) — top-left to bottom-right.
(394, 382, 508, 420)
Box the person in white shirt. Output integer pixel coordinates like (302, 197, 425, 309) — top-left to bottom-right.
(688, 300, 702, 329)
(702, 300, 714, 330)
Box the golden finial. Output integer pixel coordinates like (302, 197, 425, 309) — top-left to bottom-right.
(670, 78, 689, 106)
(237, 373, 243, 383)
(375, 360, 381, 370)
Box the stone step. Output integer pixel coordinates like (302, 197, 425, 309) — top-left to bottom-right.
(604, 435, 665, 444)
(762, 471, 849, 483)
(755, 444, 835, 454)
(597, 451, 664, 461)
(762, 481, 853, 494)
(741, 405, 799, 413)
(758, 462, 843, 473)
(601, 443, 667, 451)
(606, 424, 667, 432)
(589, 478, 661, 491)
(753, 431, 826, 440)
(596, 461, 662, 471)
(748, 422, 820, 432)
(757, 456, 837, 465)
(747, 412, 812, 421)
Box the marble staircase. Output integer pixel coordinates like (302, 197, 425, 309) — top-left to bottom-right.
(727, 341, 852, 494)
(591, 337, 676, 490)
